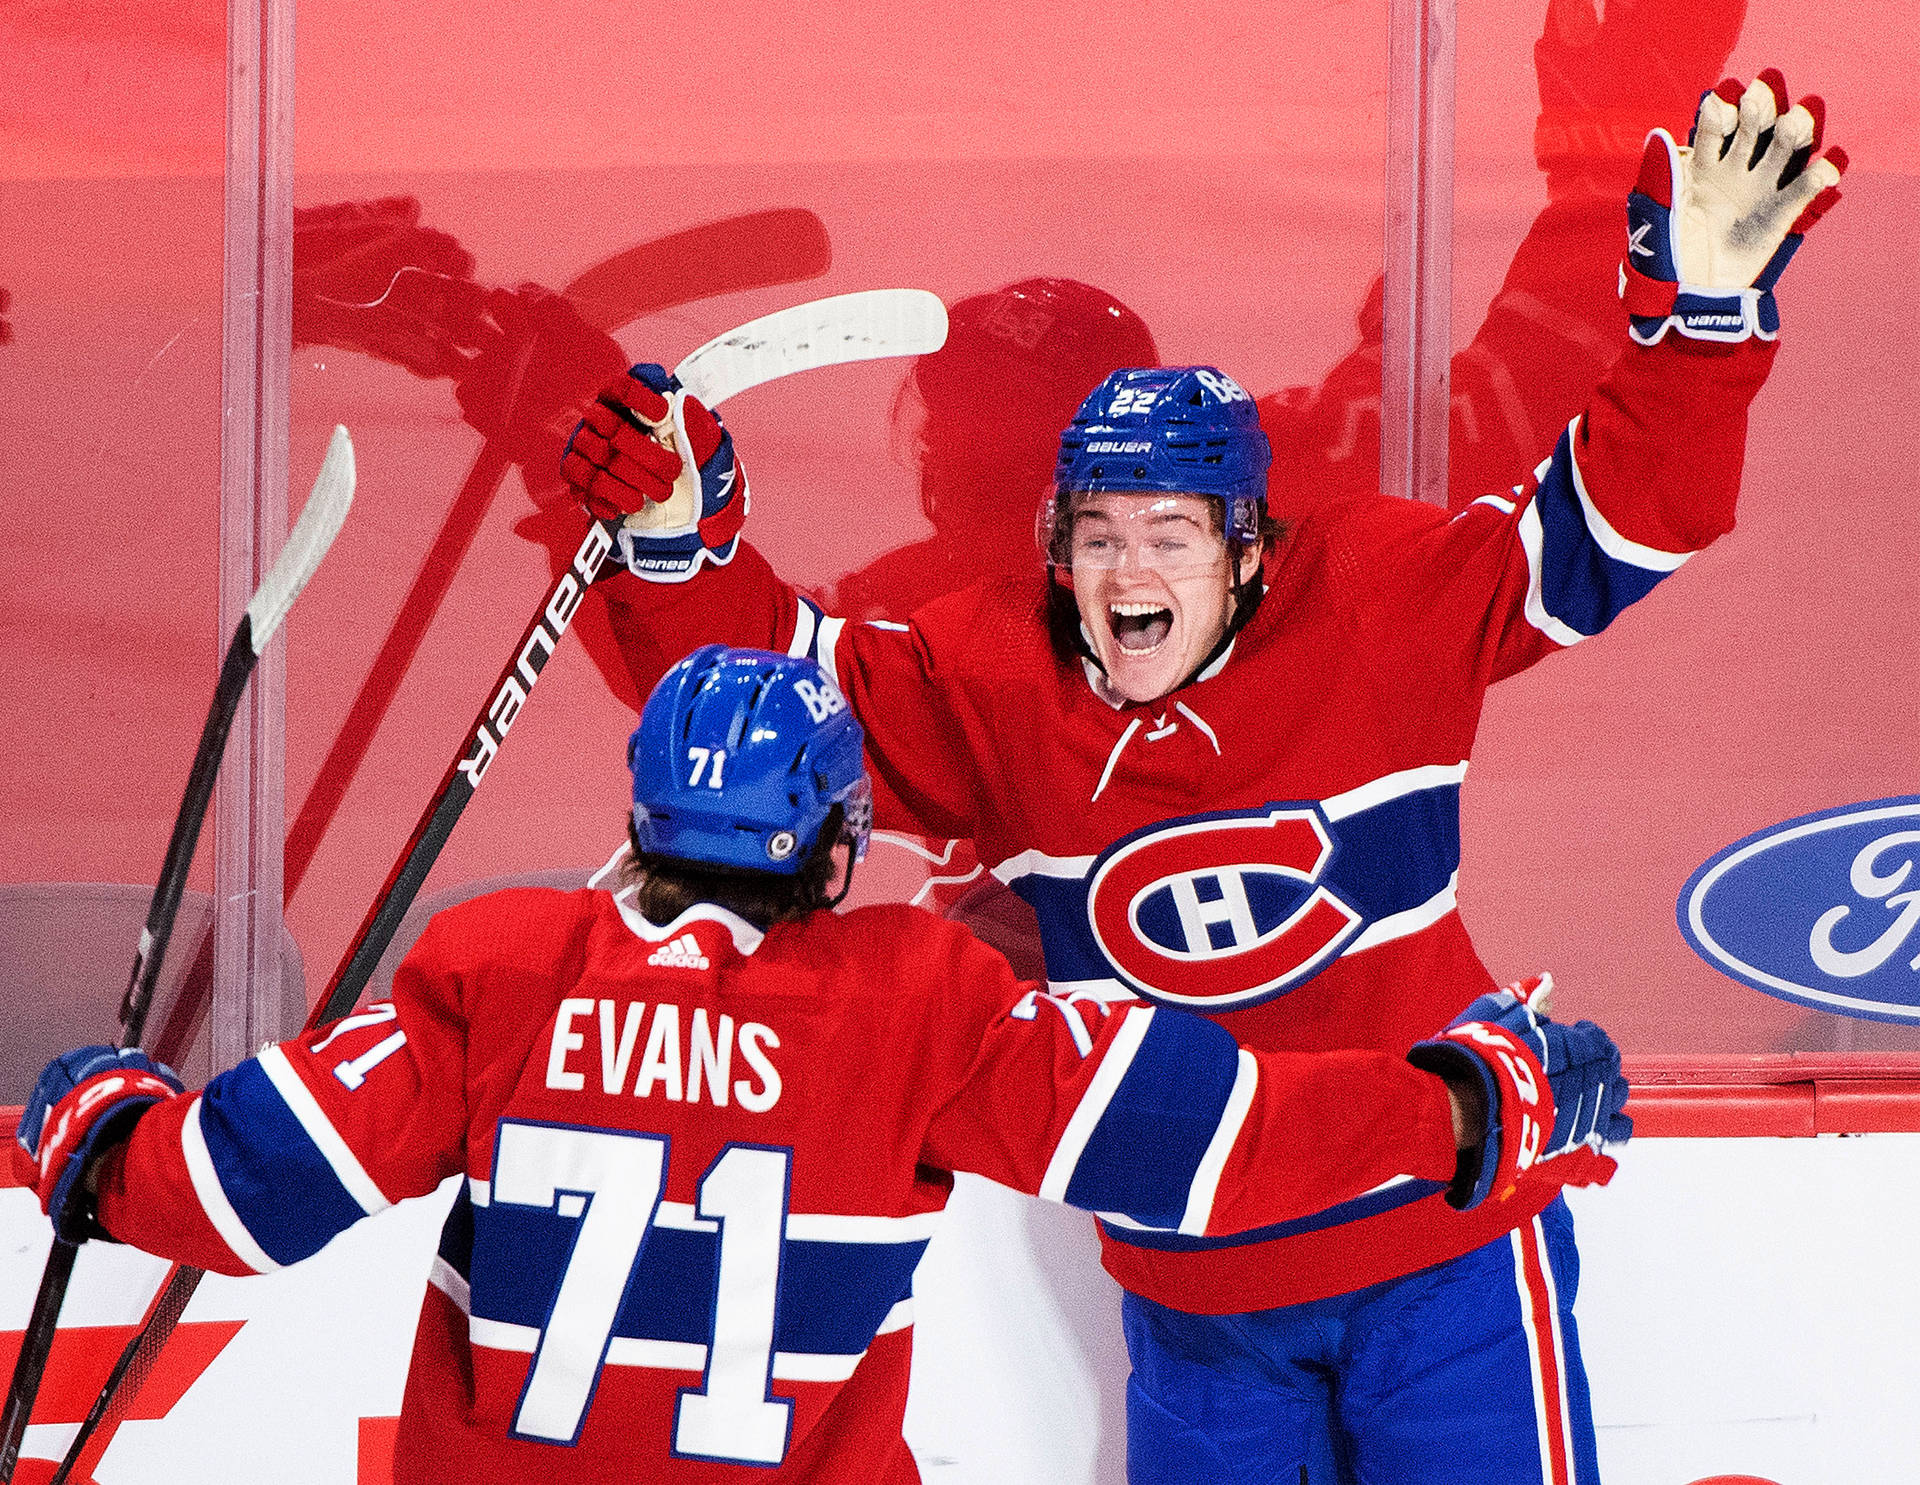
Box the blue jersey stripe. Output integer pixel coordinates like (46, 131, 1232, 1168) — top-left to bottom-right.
(469, 1203, 927, 1358)
(1098, 1175, 1446, 1252)
(1531, 431, 1672, 638)
(195, 1058, 370, 1266)
(1064, 1010, 1239, 1226)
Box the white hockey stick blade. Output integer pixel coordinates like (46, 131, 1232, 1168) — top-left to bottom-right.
(246, 425, 356, 653)
(673, 289, 949, 408)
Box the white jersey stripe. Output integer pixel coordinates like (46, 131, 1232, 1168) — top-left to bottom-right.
(1517, 501, 1590, 649)
(786, 598, 819, 660)
(256, 1044, 392, 1215)
(1562, 416, 1693, 572)
(1039, 1005, 1156, 1203)
(815, 616, 848, 688)
(1178, 1049, 1259, 1236)
(1344, 871, 1459, 955)
(180, 1096, 280, 1274)
(1321, 761, 1469, 822)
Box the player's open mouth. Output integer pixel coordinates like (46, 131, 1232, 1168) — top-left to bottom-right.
(1109, 601, 1172, 655)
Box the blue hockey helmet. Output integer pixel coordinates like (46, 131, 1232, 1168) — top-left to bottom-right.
(1043, 366, 1272, 560)
(629, 645, 872, 878)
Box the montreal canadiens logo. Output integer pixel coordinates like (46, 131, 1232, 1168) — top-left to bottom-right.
(1680, 795, 1920, 1022)
(1086, 806, 1363, 1010)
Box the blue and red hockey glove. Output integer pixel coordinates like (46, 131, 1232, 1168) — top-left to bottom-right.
(1410, 974, 1631, 1210)
(11, 1046, 183, 1241)
(561, 364, 748, 583)
(1621, 69, 1846, 345)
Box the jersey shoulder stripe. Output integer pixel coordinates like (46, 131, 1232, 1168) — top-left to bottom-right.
(191, 1055, 376, 1267)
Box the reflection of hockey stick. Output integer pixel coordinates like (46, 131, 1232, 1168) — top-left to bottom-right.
(149, 207, 833, 1068)
(0, 430, 356, 1484)
(45, 290, 947, 1483)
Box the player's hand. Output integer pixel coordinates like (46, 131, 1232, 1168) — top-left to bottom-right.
(1410, 973, 1630, 1210)
(562, 364, 748, 583)
(1621, 70, 1846, 344)
(12, 1046, 184, 1242)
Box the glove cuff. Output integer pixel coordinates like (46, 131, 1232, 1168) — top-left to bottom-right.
(1620, 261, 1779, 345)
(1409, 1021, 1551, 1211)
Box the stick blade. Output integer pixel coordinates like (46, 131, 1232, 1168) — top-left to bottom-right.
(673, 289, 949, 407)
(246, 425, 356, 652)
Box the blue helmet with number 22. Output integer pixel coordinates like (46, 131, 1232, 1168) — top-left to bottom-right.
(629, 645, 872, 877)
(1044, 366, 1272, 560)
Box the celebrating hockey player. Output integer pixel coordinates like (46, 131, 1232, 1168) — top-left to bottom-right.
(14, 647, 1625, 1483)
(557, 75, 1841, 1484)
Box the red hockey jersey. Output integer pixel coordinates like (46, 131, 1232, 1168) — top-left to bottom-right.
(592, 336, 1773, 1313)
(95, 885, 1461, 1482)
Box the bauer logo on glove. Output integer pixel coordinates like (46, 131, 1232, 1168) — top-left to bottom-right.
(1620, 69, 1846, 345)
(561, 363, 749, 583)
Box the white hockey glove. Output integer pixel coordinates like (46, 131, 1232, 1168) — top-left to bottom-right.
(1621, 70, 1846, 344)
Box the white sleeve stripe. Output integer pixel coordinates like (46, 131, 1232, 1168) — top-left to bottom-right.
(1038, 1005, 1156, 1203)
(1562, 416, 1693, 572)
(1177, 1049, 1259, 1236)
(1517, 501, 1590, 649)
(257, 1044, 392, 1215)
(180, 1095, 281, 1274)
(786, 598, 820, 659)
(815, 615, 848, 688)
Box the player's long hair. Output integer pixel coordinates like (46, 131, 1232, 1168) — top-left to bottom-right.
(620, 812, 848, 929)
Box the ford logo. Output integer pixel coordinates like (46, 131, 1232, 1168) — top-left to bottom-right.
(1678, 796, 1920, 1021)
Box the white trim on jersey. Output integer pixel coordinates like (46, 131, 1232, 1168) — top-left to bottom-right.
(1321, 760, 1470, 822)
(787, 597, 820, 660)
(1345, 870, 1460, 956)
(1092, 719, 1143, 804)
(256, 1044, 393, 1215)
(180, 1095, 281, 1274)
(991, 848, 1096, 885)
(1517, 501, 1591, 649)
(611, 895, 765, 957)
(1177, 1049, 1259, 1236)
(875, 1298, 914, 1334)
(786, 1211, 944, 1244)
(1561, 414, 1694, 572)
(815, 616, 847, 688)
(429, 1254, 471, 1312)
(1038, 1005, 1156, 1204)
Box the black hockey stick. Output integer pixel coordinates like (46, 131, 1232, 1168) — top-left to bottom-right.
(40, 291, 948, 1480)
(36, 510, 621, 1485)
(0, 428, 356, 1484)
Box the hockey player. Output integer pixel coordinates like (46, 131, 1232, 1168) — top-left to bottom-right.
(16, 647, 1625, 1484)
(556, 76, 1842, 1483)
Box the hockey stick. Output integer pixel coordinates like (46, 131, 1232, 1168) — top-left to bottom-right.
(40, 289, 947, 1482)
(149, 207, 833, 1069)
(0, 428, 356, 1484)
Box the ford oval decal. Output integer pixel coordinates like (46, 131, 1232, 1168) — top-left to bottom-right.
(1679, 796, 1920, 1022)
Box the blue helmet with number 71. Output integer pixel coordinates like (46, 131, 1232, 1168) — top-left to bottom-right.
(1044, 366, 1272, 560)
(629, 645, 872, 876)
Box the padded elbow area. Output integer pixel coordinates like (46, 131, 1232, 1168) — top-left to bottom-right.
(1064, 1009, 1241, 1227)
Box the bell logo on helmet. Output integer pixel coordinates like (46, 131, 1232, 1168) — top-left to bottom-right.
(792, 677, 847, 724)
(1191, 369, 1249, 403)
(1085, 806, 1364, 1010)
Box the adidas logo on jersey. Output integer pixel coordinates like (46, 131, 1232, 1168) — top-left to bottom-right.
(648, 933, 710, 970)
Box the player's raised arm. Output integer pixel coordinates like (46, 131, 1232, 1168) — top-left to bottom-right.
(562, 363, 990, 841)
(1363, 71, 1845, 685)
(920, 945, 1630, 1239)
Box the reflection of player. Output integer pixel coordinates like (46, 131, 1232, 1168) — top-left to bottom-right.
(829, 278, 1159, 622)
(10, 647, 1627, 1483)
(561, 76, 1838, 1484)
